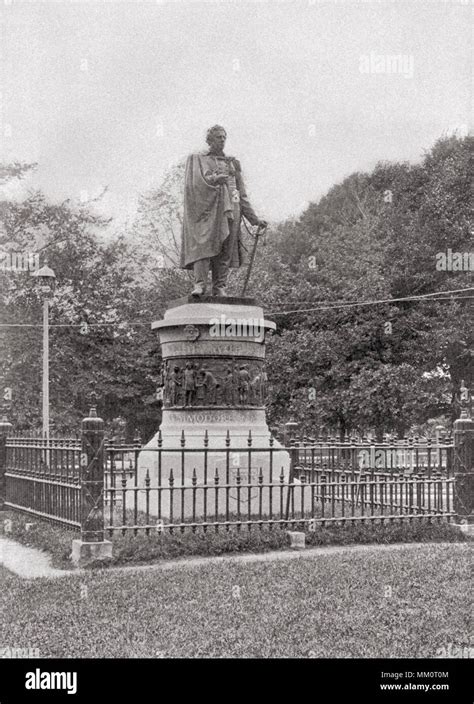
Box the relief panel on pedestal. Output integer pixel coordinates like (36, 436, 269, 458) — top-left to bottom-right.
(158, 357, 269, 408)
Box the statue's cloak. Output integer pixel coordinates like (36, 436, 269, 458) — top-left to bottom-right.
(180, 153, 258, 270)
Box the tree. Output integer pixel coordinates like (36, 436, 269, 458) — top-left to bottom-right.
(0, 176, 160, 438)
(244, 136, 472, 435)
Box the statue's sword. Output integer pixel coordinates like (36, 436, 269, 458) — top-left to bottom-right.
(241, 223, 266, 295)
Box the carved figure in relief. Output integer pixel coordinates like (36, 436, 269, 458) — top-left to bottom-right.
(196, 368, 217, 405)
(238, 364, 251, 404)
(158, 361, 168, 404)
(183, 361, 196, 406)
(223, 365, 236, 405)
(168, 365, 183, 406)
(250, 373, 261, 405)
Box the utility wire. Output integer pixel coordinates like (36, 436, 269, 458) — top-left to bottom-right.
(0, 322, 149, 328)
(267, 288, 474, 316)
(0, 288, 472, 327)
(268, 286, 474, 307)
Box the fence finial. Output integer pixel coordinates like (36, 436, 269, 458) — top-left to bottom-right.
(82, 392, 103, 430)
(0, 415, 12, 433)
(87, 390, 99, 419)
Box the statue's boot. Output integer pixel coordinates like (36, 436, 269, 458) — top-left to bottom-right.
(191, 283, 205, 297)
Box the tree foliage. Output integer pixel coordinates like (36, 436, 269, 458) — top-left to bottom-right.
(247, 135, 472, 436)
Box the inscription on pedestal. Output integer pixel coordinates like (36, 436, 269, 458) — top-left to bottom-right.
(166, 409, 263, 424)
(161, 340, 265, 358)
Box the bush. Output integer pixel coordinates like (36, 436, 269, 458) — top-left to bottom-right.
(304, 520, 468, 547)
(1, 510, 468, 570)
(104, 528, 290, 568)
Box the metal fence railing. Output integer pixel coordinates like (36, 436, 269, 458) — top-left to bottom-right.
(100, 433, 455, 536)
(4, 436, 82, 529)
(0, 415, 468, 542)
(291, 437, 453, 473)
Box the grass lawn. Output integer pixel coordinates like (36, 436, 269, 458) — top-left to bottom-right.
(0, 543, 471, 658)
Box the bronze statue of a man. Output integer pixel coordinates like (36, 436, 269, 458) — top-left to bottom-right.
(180, 125, 267, 296)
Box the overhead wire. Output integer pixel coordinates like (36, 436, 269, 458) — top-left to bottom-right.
(267, 287, 474, 316)
(0, 288, 472, 327)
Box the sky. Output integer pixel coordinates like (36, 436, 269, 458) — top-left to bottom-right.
(0, 0, 471, 228)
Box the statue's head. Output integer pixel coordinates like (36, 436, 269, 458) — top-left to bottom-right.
(206, 125, 227, 152)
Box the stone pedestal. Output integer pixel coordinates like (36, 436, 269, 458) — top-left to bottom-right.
(287, 531, 306, 549)
(136, 296, 290, 521)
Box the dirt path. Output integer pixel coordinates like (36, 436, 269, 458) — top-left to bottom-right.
(0, 537, 69, 579)
(0, 536, 468, 580)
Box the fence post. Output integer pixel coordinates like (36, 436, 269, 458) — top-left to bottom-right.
(284, 421, 299, 524)
(452, 381, 474, 533)
(0, 415, 13, 511)
(71, 403, 113, 563)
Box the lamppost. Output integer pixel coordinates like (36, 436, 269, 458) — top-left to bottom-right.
(33, 264, 56, 441)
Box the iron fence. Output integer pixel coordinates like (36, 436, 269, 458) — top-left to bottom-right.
(4, 436, 82, 529)
(0, 428, 458, 538)
(2, 433, 141, 531)
(102, 434, 455, 536)
(292, 437, 453, 473)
